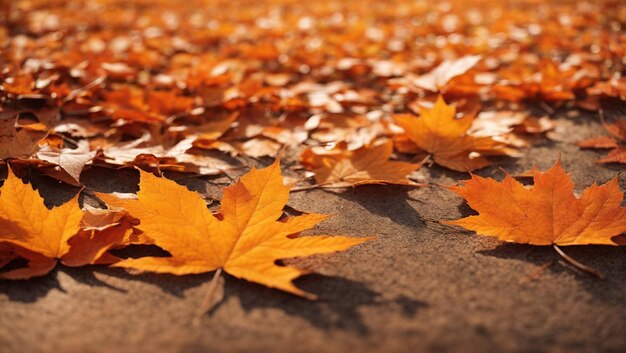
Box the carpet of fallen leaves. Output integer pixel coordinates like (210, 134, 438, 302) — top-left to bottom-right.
(1, 0, 626, 303)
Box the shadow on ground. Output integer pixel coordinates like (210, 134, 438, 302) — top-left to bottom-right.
(479, 243, 626, 302)
(205, 272, 428, 335)
(328, 185, 426, 229)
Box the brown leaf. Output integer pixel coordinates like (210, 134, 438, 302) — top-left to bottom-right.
(37, 140, 96, 184)
(0, 108, 48, 159)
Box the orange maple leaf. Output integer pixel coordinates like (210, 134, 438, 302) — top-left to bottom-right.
(97, 159, 372, 298)
(0, 169, 131, 279)
(394, 96, 512, 171)
(443, 161, 626, 246)
(578, 120, 626, 164)
(300, 141, 423, 188)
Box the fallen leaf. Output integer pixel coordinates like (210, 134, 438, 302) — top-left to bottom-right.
(443, 161, 626, 246)
(176, 111, 238, 142)
(309, 113, 386, 151)
(97, 159, 372, 298)
(594, 147, 626, 164)
(578, 120, 626, 164)
(411, 55, 482, 92)
(394, 96, 513, 171)
(587, 77, 626, 99)
(36, 140, 96, 184)
(95, 135, 238, 175)
(300, 141, 422, 187)
(578, 136, 619, 149)
(227, 137, 283, 158)
(0, 108, 48, 159)
(0, 168, 119, 279)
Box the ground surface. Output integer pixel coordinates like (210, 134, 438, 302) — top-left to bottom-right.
(1, 0, 626, 352)
(1, 114, 625, 353)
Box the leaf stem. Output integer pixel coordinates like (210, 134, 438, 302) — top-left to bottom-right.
(192, 268, 223, 326)
(552, 245, 604, 279)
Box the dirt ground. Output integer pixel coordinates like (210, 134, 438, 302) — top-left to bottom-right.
(0, 109, 625, 353)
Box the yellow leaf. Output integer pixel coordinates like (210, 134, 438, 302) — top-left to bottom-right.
(98, 159, 373, 298)
(394, 96, 510, 171)
(0, 169, 122, 279)
(0, 168, 82, 259)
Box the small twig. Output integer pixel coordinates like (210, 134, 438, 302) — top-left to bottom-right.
(553, 245, 605, 279)
(192, 268, 223, 326)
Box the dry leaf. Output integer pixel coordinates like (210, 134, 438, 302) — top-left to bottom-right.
(96, 135, 238, 175)
(443, 161, 626, 246)
(411, 55, 482, 92)
(0, 168, 124, 279)
(300, 141, 422, 187)
(578, 120, 626, 164)
(36, 140, 96, 184)
(97, 159, 372, 298)
(394, 96, 513, 171)
(0, 108, 48, 159)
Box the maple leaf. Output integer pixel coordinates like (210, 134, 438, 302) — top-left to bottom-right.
(394, 96, 513, 171)
(443, 161, 626, 246)
(578, 120, 626, 164)
(300, 141, 423, 188)
(0, 168, 128, 279)
(97, 159, 372, 298)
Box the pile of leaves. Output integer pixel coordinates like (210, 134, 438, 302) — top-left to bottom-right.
(1, 0, 625, 309)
